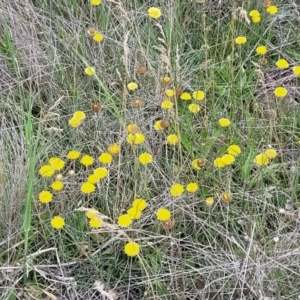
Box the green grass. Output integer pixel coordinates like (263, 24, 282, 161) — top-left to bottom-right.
(1, 0, 300, 299)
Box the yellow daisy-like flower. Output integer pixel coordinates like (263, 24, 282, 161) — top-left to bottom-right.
(93, 32, 103, 42)
(49, 157, 65, 171)
(127, 207, 142, 220)
(292, 66, 300, 76)
(206, 197, 214, 206)
(253, 153, 270, 166)
(126, 133, 145, 145)
(87, 174, 99, 184)
(161, 100, 174, 109)
(186, 182, 199, 193)
(38, 190, 53, 204)
(170, 183, 184, 197)
(165, 89, 175, 98)
(227, 144, 241, 156)
(126, 124, 139, 134)
(127, 82, 138, 91)
(68, 117, 81, 128)
(81, 182, 96, 194)
(154, 120, 164, 131)
(274, 87, 288, 98)
(222, 192, 232, 203)
(188, 104, 201, 114)
(51, 216, 65, 229)
(89, 218, 102, 229)
(80, 155, 94, 167)
(180, 92, 192, 100)
(167, 134, 179, 145)
(156, 208, 171, 221)
(192, 158, 204, 170)
(214, 157, 226, 168)
(98, 153, 113, 164)
(221, 154, 235, 166)
(117, 214, 132, 227)
(276, 59, 289, 69)
(192, 90, 205, 101)
(85, 67, 95, 76)
(252, 16, 261, 23)
(249, 10, 260, 17)
(51, 181, 64, 191)
(163, 76, 171, 84)
(39, 165, 54, 177)
(235, 36, 247, 45)
(132, 198, 147, 211)
(108, 143, 120, 155)
(218, 118, 231, 127)
(147, 7, 162, 19)
(73, 111, 86, 121)
(256, 45, 267, 55)
(264, 148, 277, 159)
(67, 150, 81, 160)
(139, 152, 153, 165)
(93, 167, 108, 179)
(85, 208, 99, 219)
(266, 5, 278, 14)
(124, 241, 140, 257)
(90, 0, 101, 5)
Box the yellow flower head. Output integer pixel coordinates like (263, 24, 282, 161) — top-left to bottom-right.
(161, 100, 174, 109)
(124, 241, 140, 257)
(222, 192, 232, 203)
(81, 182, 96, 194)
(249, 10, 260, 17)
(274, 87, 288, 98)
(93, 32, 103, 42)
(87, 174, 99, 184)
(118, 214, 132, 227)
(68, 117, 81, 128)
(235, 36, 247, 45)
(51, 181, 64, 191)
(127, 207, 142, 220)
(192, 158, 204, 170)
(252, 15, 261, 23)
(39, 165, 54, 177)
(214, 157, 226, 168)
(51, 216, 65, 229)
(253, 153, 270, 166)
(38, 190, 53, 204)
(264, 148, 277, 159)
(67, 150, 81, 160)
(163, 76, 171, 84)
(206, 197, 214, 206)
(93, 167, 108, 179)
(188, 104, 201, 114)
(276, 59, 289, 69)
(227, 144, 241, 156)
(89, 218, 102, 229)
(139, 152, 153, 165)
(292, 66, 300, 77)
(156, 208, 171, 221)
(148, 7, 162, 19)
(266, 5, 278, 14)
(186, 182, 199, 193)
(167, 134, 179, 145)
(73, 111, 86, 121)
(132, 198, 147, 211)
(90, 0, 101, 5)
(80, 155, 94, 167)
(85, 208, 99, 219)
(126, 124, 139, 134)
(85, 67, 95, 76)
(154, 120, 164, 131)
(170, 183, 184, 197)
(218, 118, 231, 127)
(49, 157, 65, 171)
(192, 90, 205, 101)
(98, 152, 113, 164)
(108, 143, 120, 155)
(256, 45, 267, 55)
(180, 92, 192, 101)
(127, 82, 138, 91)
(221, 154, 235, 166)
(127, 133, 145, 145)
(165, 89, 175, 98)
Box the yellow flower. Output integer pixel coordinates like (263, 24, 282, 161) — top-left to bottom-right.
(292, 66, 300, 76)
(161, 100, 174, 109)
(186, 182, 199, 193)
(147, 7, 162, 19)
(127, 133, 145, 145)
(73, 111, 86, 121)
(264, 148, 277, 159)
(68, 117, 81, 128)
(156, 208, 171, 221)
(93, 32, 103, 42)
(165, 89, 175, 97)
(124, 241, 140, 257)
(276, 59, 289, 69)
(274, 87, 288, 98)
(167, 134, 179, 145)
(98, 153, 113, 164)
(252, 16, 261, 23)
(154, 120, 164, 131)
(51, 181, 64, 191)
(266, 5, 278, 14)
(139, 152, 153, 165)
(108, 143, 120, 155)
(85, 208, 99, 219)
(126, 124, 139, 134)
(192, 90, 205, 101)
(39, 165, 54, 177)
(127, 82, 138, 91)
(51, 216, 65, 229)
(89, 218, 102, 228)
(67, 150, 80, 160)
(49, 157, 65, 171)
(90, 0, 101, 5)
(163, 76, 171, 83)
(188, 104, 200, 113)
(127, 207, 142, 220)
(221, 154, 235, 165)
(170, 183, 184, 197)
(214, 157, 226, 168)
(249, 10, 260, 17)
(93, 167, 108, 179)
(80, 155, 94, 167)
(227, 144, 241, 156)
(222, 192, 232, 203)
(218, 118, 231, 127)
(192, 158, 204, 170)
(253, 153, 270, 166)
(206, 197, 214, 206)
(256, 45, 267, 55)
(117, 214, 132, 227)
(81, 182, 96, 194)
(85, 67, 95, 76)
(87, 174, 99, 184)
(132, 198, 147, 211)
(235, 36, 247, 45)
(180, 92, 192, 100)
(38, 190, 53, 203)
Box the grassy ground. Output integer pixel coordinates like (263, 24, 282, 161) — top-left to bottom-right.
(1, 0, 300, 299)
